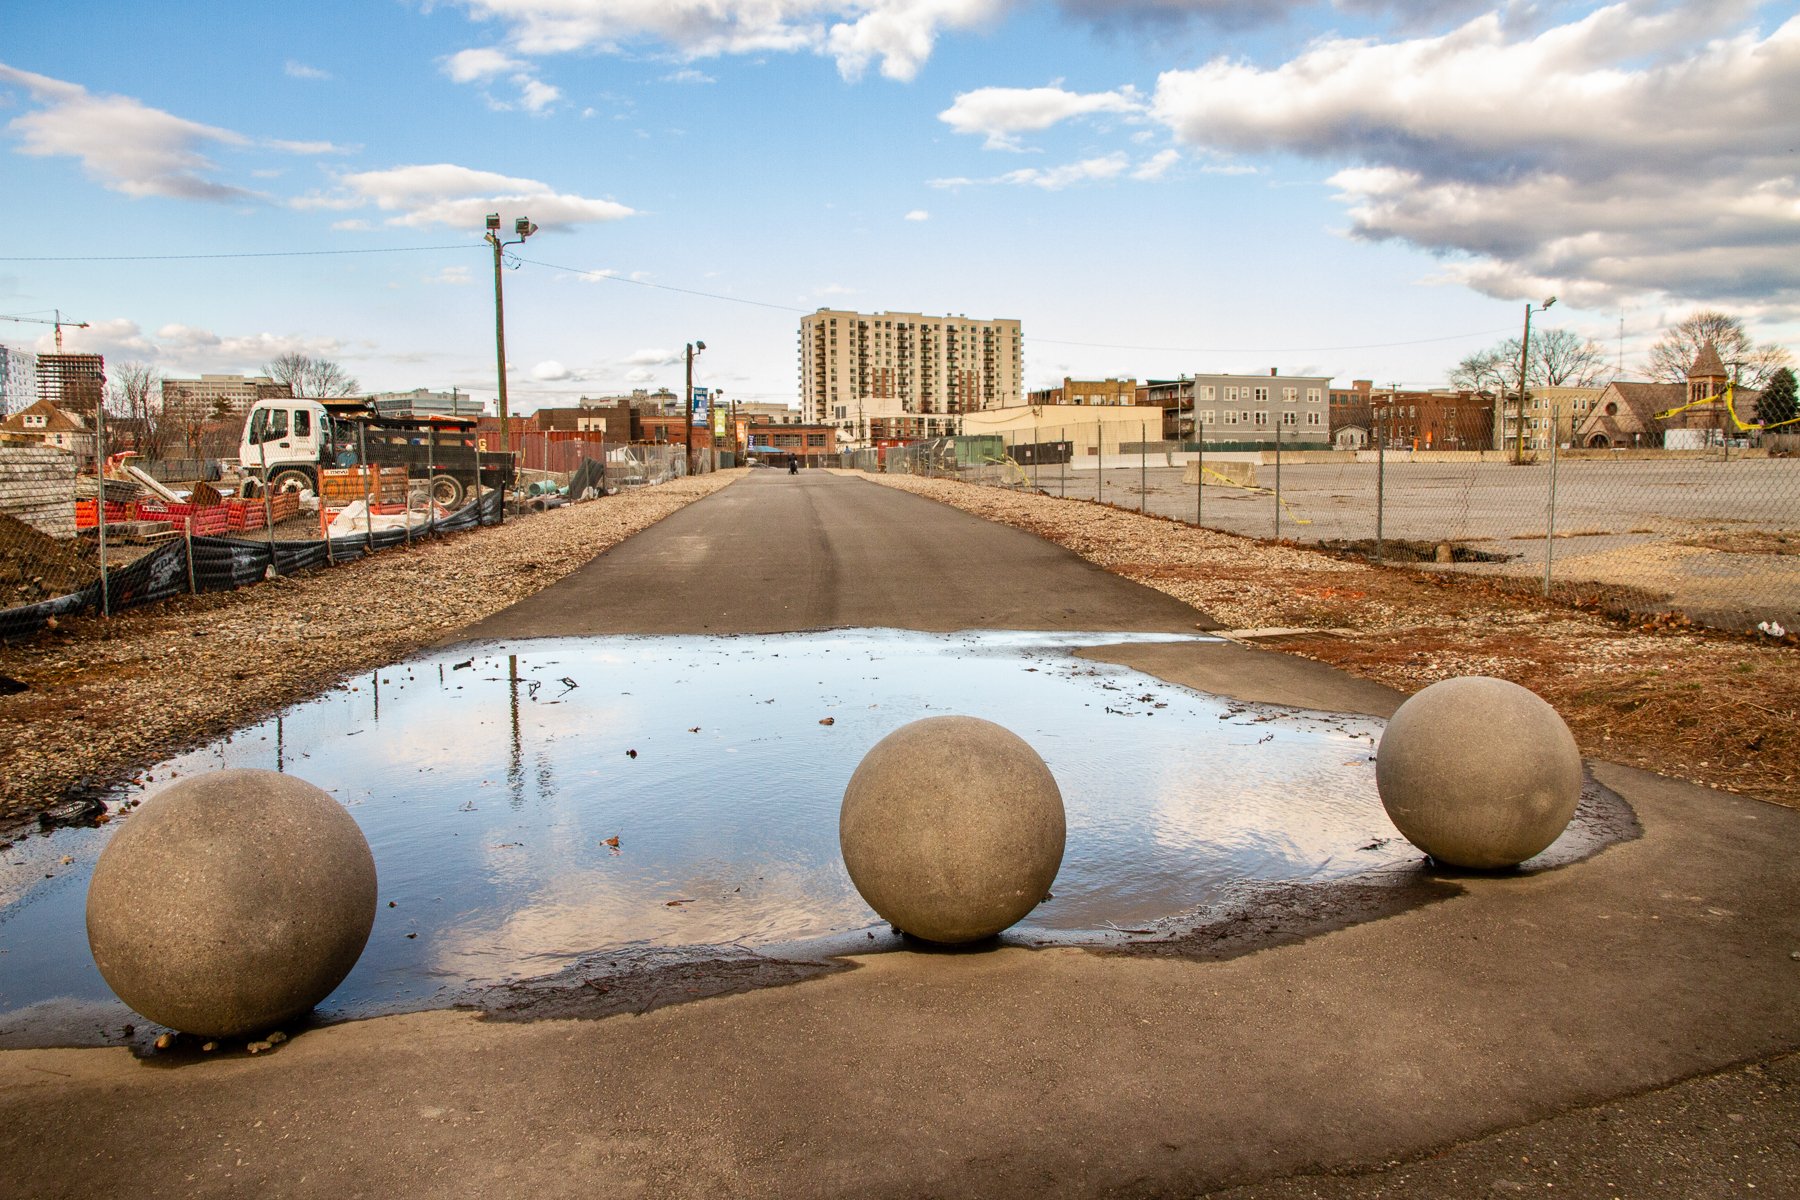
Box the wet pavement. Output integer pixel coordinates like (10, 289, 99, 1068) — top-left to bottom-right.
(3, 628, 1643, 1048)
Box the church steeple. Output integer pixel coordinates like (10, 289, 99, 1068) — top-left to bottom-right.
(1688, 341, 1728, 404)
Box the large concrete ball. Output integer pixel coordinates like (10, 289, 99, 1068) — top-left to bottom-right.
(840, 716, 1065, 944)
(86, 769, 377, 1038)
(1376, 676, 1583, 870)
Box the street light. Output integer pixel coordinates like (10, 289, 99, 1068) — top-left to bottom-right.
(683, 340, 706, 473)
(484, 213, 537, 461)
(1515, 295, 1556, 464)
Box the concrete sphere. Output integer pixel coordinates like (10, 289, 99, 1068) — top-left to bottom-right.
(87, 769, 377, 1038)
(1376, 676, 1583, 869)
(840, 716, 1065, 944)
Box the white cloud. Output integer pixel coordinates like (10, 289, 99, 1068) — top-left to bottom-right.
(532, 360, 570, 381)
(452, 0, 1004, 83)
(331, 218, 374, 231)
(1148, 2, 1800, 307)
(661, 69, 717, 84)
(295, 162, 635, 230)
(441, 47, 561, 113)
(1131, 148, 1179, 181)
(284, 60, 331, 81)
(50, 320, 348, 374)
(939, 84, 1143, 149)
(0, 63, 351, 204)
(904, 208, 929, 221)
(815, 283, 855, 296)
(930, 152, 1131, 191)
(442, 47, 526, 83)
(624, 349, 681, 367)
(0, 62, 253, 201)
(427, 265, 473, 286)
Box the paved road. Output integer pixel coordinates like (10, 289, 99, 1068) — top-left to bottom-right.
(4, 472, 1796, 1198)
(460, 469, 1217, 638)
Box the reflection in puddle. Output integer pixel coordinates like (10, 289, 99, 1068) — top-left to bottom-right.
(6, 629, 1441, 1044)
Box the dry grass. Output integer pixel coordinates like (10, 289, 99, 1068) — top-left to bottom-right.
(863, 473, 1799, 808)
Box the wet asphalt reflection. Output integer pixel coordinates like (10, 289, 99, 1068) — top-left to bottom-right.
(0, 629, 1622, 1047)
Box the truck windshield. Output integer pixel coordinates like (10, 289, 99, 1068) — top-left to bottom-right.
(249, 408, 289, 444)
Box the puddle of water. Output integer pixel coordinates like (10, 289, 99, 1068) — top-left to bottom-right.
(0, 628, 1582, 1046)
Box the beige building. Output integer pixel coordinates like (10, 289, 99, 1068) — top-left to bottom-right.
(161, 374, 292, 425)
(962, 403, 1169, 458)
(1027, 377, 1137, 406)
(799, 309, 1022, 446)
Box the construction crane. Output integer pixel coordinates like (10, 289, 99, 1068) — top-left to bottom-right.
(0, 308, 90, 351)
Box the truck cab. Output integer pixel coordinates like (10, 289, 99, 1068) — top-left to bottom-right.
(240, 399, 333, 494)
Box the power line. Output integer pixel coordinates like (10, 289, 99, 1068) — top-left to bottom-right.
(0, 244, 479, 262)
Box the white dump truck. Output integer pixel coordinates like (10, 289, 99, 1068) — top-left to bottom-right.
(237, 398, 514, 508)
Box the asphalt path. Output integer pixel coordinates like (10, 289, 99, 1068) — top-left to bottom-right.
(459, 469, 1217, 638)
(4, 471, 1797, 1198)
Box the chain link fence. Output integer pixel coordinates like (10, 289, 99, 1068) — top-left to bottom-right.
(863, 414, 1800, 634)
(0, 433, 691, 641)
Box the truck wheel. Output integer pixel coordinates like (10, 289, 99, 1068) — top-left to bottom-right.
(268, 468, 315, 496)
(429, 474, 465, 508)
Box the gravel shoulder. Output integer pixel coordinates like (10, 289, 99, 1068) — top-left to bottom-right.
(856, 472, 1799, 807)
(0, 473, 739, 829)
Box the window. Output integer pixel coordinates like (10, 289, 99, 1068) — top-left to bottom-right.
(1223, 410, 1239, 425)
(807, 433, 826, 446)
(1254, 387, 1269, 403)
(1282, 411, 1297, 425)
(1199, 385, 1215, 401)
(1198, 409, 1216, 426)
(1253, 411, 1269, 428)
(1308, 411, 1322, 426)
(1224, 386, 1238, 401)
(293, 410, 312, 438)
(249, 408, 288, 443)
(1307, 388, 1322, 403)
(1283, 387, 1297, 402)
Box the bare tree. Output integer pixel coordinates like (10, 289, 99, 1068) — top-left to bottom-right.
(264, 352, 359, 398)
(104, 360, 172, 459)
(1644, 310, 1792, 389)
(1450, 329, 1609, 393)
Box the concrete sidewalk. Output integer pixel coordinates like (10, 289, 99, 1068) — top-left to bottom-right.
(4, 473, 1795, 1197)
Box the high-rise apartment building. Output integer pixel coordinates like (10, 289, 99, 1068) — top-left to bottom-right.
(36, 353, 106, 415)
(798, 309, 1022, 445)
(0, 344, 37, 419)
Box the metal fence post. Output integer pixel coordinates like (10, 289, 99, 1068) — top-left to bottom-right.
(1196, 421, 1204, 526)
(96, 403, 109, 618)
(1375, 410, 1386, 564)
(1274, 421, 1283, 541)
(1140, 423, 1147, 514)
(1544, 402, 1560, 597)
(358, 424, 375, 553)
(259, 438, 278, 572)
(1097, 429, 1103, 503)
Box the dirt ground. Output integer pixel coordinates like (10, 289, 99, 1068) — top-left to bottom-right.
(862, 473, 1799, 808)
(2, 468, 1794, 832)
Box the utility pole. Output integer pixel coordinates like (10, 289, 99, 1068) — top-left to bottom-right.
(1515, 295, 1556, 465)
(683, 340, 705, 473)
(483, 214, 537, 459)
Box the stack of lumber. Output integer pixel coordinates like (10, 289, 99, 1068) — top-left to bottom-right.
(0, 447, 78, 540)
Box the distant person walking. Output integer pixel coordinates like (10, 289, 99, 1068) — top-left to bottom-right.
(788, 453, 799, 475)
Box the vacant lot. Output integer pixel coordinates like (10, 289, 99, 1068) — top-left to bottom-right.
(985, 457, 1800, 631)
(863, 471, 1799, 808)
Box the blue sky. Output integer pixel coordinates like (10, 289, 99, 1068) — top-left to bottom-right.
(2, 0, 1796, 411)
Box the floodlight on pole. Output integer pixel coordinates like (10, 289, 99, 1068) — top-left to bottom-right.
(683, 340, 707, 473)
(483, 212, 537, 464)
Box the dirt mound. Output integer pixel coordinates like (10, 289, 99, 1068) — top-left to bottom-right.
(0, 512, 99, 608)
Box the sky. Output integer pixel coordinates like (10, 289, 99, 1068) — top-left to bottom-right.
(1, 0, 1796, 413)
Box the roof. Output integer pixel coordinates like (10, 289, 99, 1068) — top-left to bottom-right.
(1688, 341, 1727, 380)
(0, 399, 87, 434)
